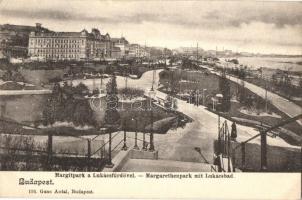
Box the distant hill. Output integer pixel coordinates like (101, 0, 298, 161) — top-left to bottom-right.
(0, 23, 51, 47)
(0, 23, 51, 33)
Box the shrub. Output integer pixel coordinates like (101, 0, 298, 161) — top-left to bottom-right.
(119, 87, 144, 99)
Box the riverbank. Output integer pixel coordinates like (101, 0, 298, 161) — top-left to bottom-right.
(218, 58, 302, 106)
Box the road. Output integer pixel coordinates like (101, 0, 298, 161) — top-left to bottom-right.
(202, 65, 302, 125)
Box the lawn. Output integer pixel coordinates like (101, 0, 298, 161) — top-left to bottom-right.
(159, 68, 302, 146)
(245, 76, 302, 107)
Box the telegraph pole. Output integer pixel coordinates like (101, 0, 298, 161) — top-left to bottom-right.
(92, 77, 96, 91)
(100, 75, 103, 92)
(124, 75, 128, 89)
(265, 82, 268, 113)
(196, 42, 198, 61)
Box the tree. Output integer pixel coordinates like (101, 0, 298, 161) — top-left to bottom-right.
(163, 48, 172, 57)
(52, 83, 65, 121)
(42, 82, 96, 127)
(2, 70, 13, 81)
(105, 65, 114, 74)
(73, 82, 89, 96)
(272, 73, 278, 85)
(104, 75, 120, 127)
(219, 70, 231, 112)
(238, 80, 246, 103)
(42, 83, 64, 124)
(42, 98, 55, 126)
(73, 100, 96, 126)
(238, 68, 246, 80)
(2, 70, 25, 82)
(169, 71, 180, 95)
(245, 94, 254, 109)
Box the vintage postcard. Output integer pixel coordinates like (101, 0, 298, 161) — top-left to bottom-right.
(0, 0, 301, 199)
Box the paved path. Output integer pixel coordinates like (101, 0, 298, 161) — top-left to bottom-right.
(25, 68, 299, 166)
(121, 158, 213, 172)
(0, 89, 51, 96)
(120, 70, 299, 165)
(202, 65, 302, 125)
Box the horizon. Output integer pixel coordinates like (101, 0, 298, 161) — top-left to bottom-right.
(0, 0, 301, 55)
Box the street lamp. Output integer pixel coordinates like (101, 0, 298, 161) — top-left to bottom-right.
(211, 97, 218, 111)
(104, 125, 116, 168)
(203, 89, 207, 106)
(131, 117, 139, 150)
(148, 89, 156, 152)
(142, 110, 148, 151)
(121, 120, 128, 151)
(142, 125, 147, 150)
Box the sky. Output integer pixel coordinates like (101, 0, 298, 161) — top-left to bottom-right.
(0, 0, 302, 55)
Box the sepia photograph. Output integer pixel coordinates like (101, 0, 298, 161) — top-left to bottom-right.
(0, 0, 301, 198)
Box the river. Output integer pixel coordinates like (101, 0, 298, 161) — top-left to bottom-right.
(221, 56, 302, 72)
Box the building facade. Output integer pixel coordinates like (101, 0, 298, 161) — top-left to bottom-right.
(111, 47, 122, 59)
(28, 25, 113, 61)
(128, 44, 141, 58)
(111, 37, 129, 57)
(128, 44, 151, 58)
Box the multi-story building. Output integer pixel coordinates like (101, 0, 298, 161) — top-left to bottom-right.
(111, 37, 129, 57)
(128, 44, 141, 58)
(128, 44, 151, 58)
(28, 24, 113, 61)
(111, 47, 122, 59)
(141, 46, 151, 58)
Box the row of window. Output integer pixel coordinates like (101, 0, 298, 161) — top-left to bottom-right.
(32, 54, 83, 59)
(33, 49, 81, 53)
(45, 54, 80, 58)
(30, 44, 81, 48)
(31, 38, 84, 44)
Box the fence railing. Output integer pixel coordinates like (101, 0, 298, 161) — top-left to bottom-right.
(216, 120, 233, 172)
(0, 126, 154, 171)
(228, 114, 302, 172)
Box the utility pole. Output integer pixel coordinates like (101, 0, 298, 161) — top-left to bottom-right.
(100, 75, 103, 93)
(203, 89, 207, 106)
(196, 42, 199, 62)
(260, 130, 267, 171)
(122, 120, 128, 150)
(92, 77, 96, 91)
(145, 41, 147, 59)
(124, 74, 128, 89)
(47, 134, 53, 170)
(265, 81, 268, 113)
(87, 138, 91, 170)
(149, 106, 155, 151)
(106, 132, 114, 167)
(217, 115, 221, 153)
(151, 65, 155, 91)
